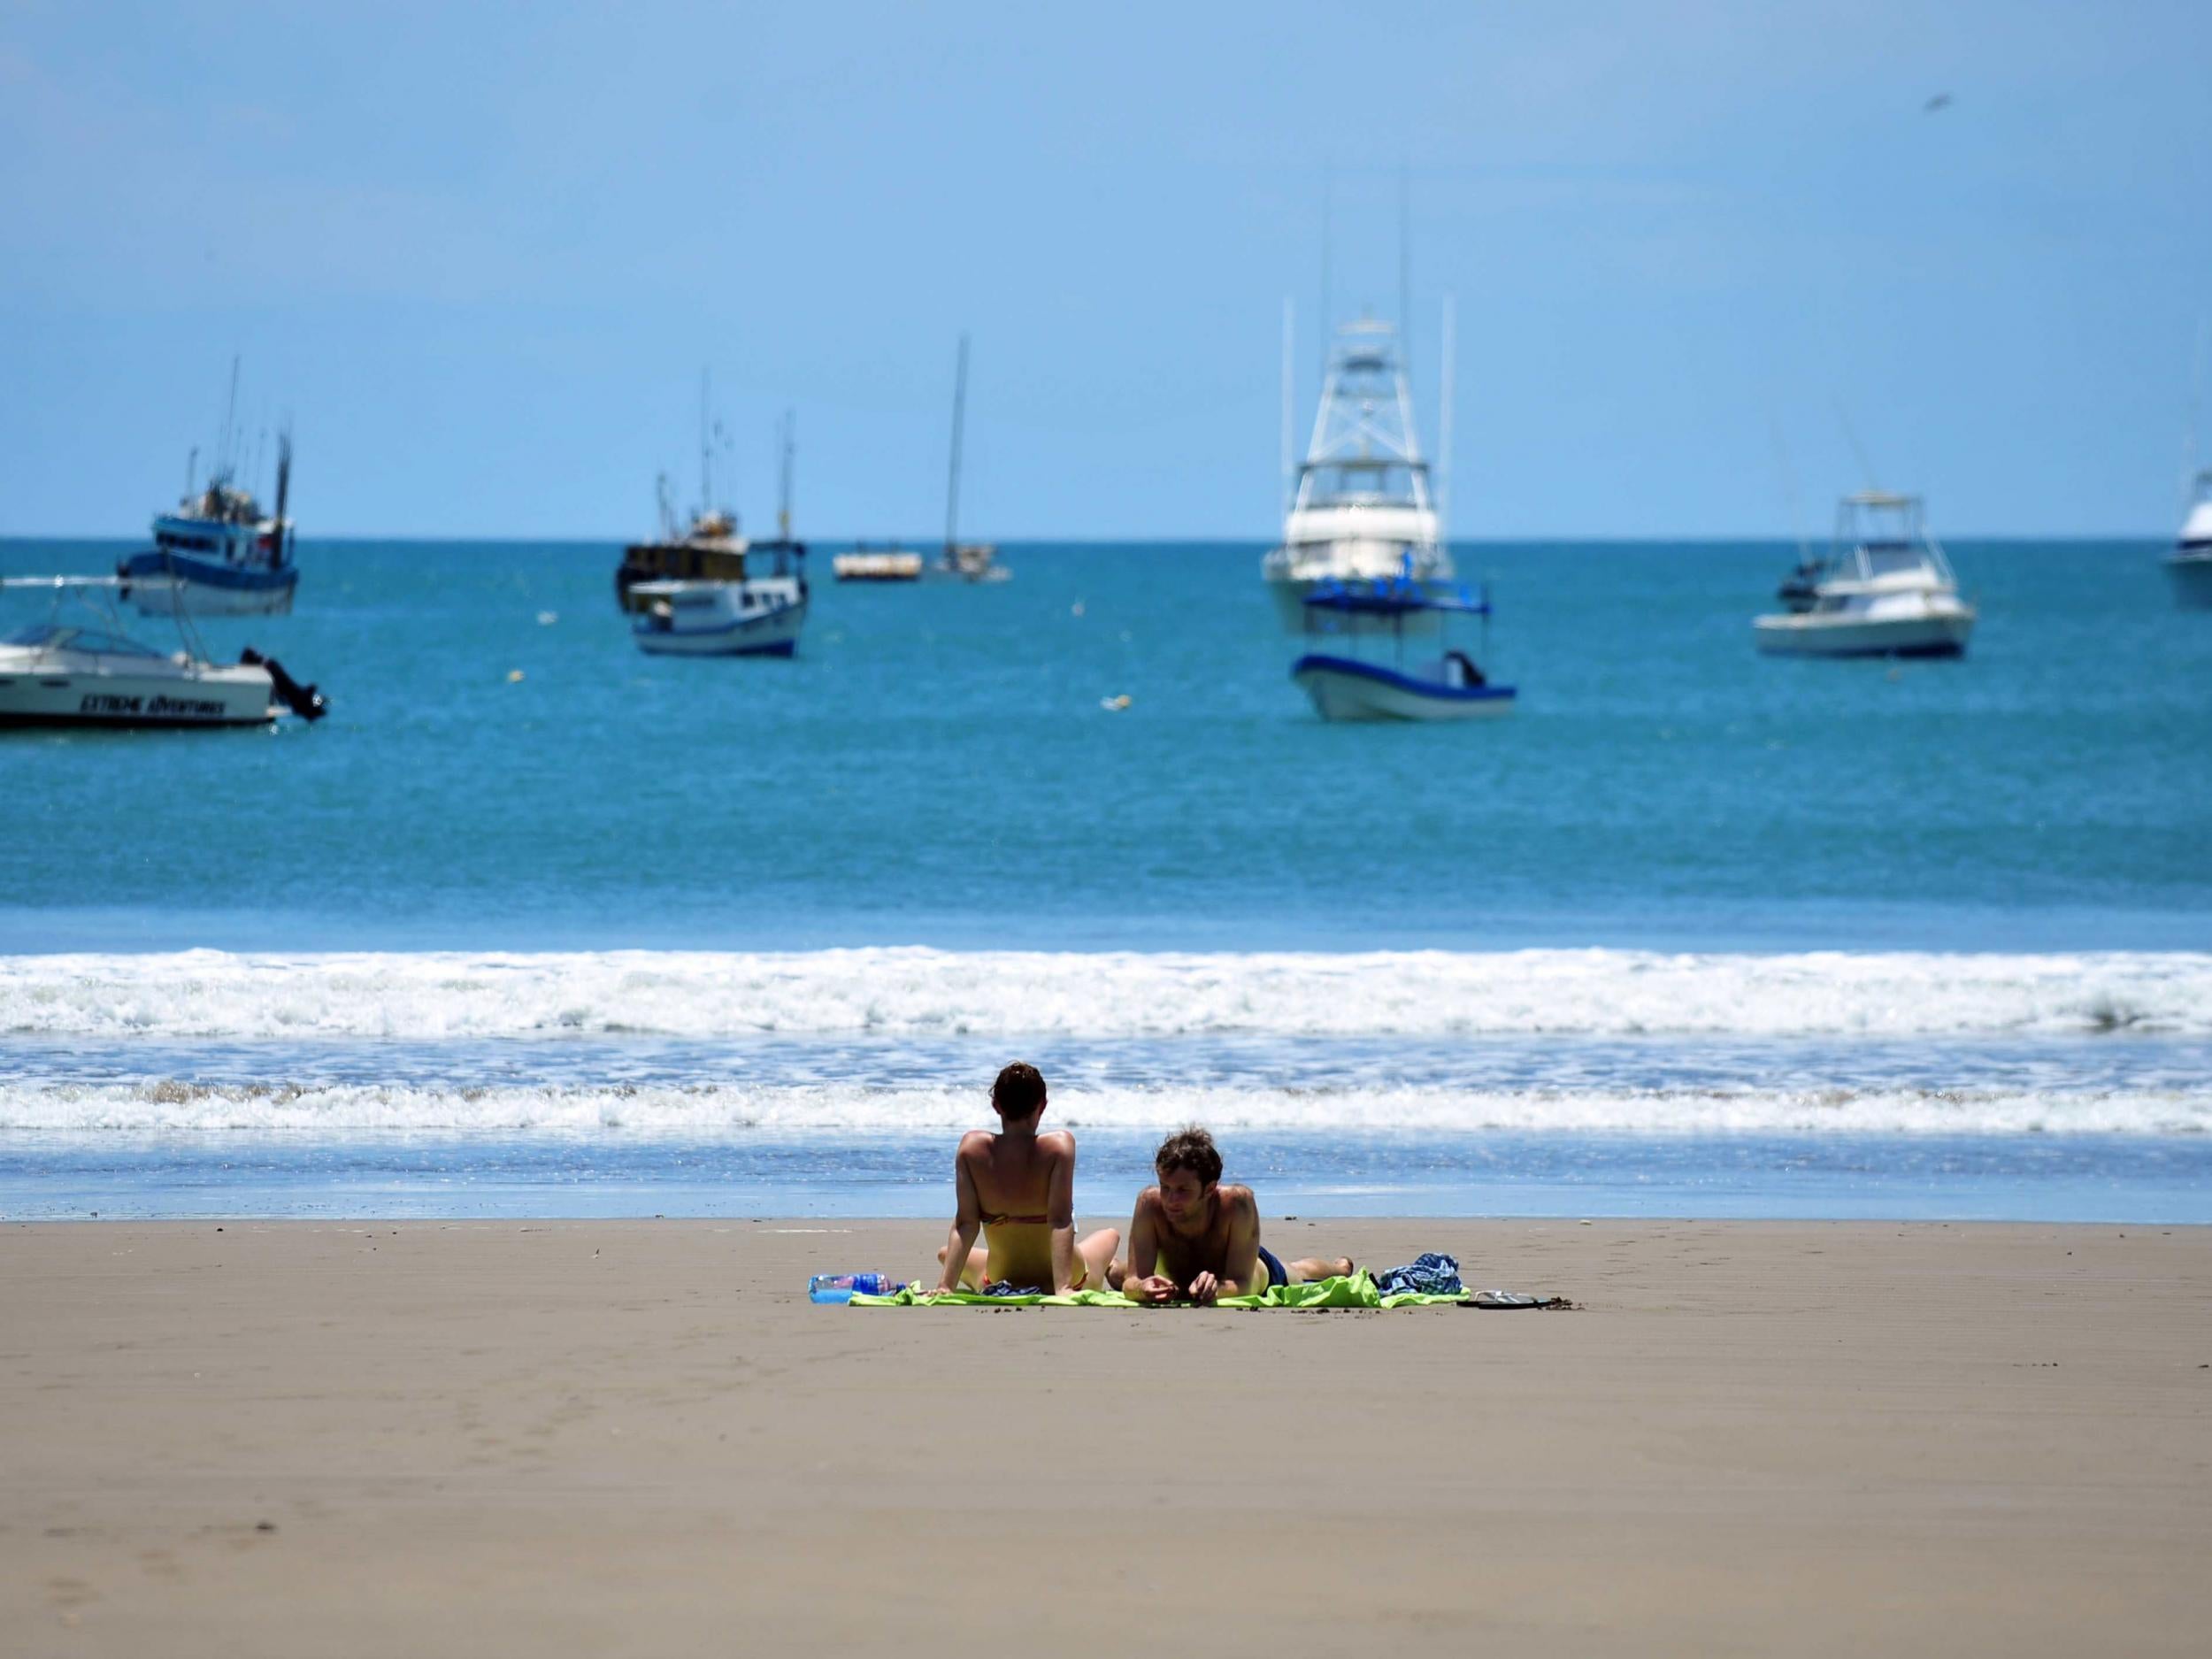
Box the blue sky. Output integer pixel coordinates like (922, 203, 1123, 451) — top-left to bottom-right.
(2, 1, 2208, 539)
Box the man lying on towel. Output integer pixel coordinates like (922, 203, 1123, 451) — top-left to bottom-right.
(1110, 1125, 1353, 1304)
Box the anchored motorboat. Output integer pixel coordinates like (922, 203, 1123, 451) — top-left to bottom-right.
(1754, 492, 1975, 659)
(1263, 317, 1452, 631)
(0, 576, 326, 728)
(1291, 578, 1516, 722)
(2168, 467, 2212, 610)
(117, 364, 299, 617)
(630, 540, 808, 657)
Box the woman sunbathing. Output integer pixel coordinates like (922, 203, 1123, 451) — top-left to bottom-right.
(931, 1062, 1121, 1296)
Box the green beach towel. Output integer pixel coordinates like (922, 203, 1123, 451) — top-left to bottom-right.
(849, 1271, 1559, 1310)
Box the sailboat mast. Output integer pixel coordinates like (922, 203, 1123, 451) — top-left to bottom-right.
(779, 410, 795, 540)
(1438, 295, 1455, 533)
(944, 333, 970, 557)
(1280, 297, 1295, 517)
(2185, 315, 2208, 511)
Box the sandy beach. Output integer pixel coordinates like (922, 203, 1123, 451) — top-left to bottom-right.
(4, 1217, 2207, 1655)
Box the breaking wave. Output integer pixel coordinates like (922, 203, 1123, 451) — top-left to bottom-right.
(4, 1079, 2205, 1136)
(4, 947, 2208, 1041)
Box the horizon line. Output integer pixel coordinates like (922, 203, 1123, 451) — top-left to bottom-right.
(0, 529, 2183, 548)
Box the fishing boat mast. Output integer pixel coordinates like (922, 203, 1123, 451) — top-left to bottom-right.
(943, 333, 969, 563)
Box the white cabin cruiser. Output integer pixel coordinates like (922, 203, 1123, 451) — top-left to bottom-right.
(630, 541, 809, 657)
(1754, 492, 1975, 659)
(0, 577, 326, 727)
(2167, 467, 2212, 610)
(1264, 319, 1451, 630)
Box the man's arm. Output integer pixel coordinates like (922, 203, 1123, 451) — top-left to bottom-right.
(933, 1140, 984, 1294)
(1121, 1189, 1178, 1304)
(1047, 1133, 1078, 1294)
(1202, 1188, 1263, 1303)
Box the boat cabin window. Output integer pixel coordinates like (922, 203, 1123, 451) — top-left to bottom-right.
(1860, 543, 1928, 579)
(67, 630, 165, 657)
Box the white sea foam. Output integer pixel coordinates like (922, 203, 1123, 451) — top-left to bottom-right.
(3, 947, 2209, 1041)
(4, 1079, 2203, 1136)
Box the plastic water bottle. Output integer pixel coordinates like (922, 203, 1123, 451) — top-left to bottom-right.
(809, 1272, 901, 1304)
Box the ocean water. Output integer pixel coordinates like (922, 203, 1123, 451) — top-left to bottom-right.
(3, 536, 2208, 1223)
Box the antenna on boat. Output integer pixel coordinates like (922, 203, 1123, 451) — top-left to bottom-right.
(778, 409, 795, 540)
(1318, 173, 1333, 379)
(1280, 297, 1295, 516)
(1398, 164, 1413, 392)
(184, 446, 198, 501)
(699, 367, 713, 513)
(945, 332, 970, 560)
(1834, 403, 1881, 492)
(218, 354, 241, 480)
(1767, 412, 1814, 570)
(1438, 294, 1455, 533)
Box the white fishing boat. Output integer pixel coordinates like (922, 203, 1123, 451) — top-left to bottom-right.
(630, 541, 808, 657)
(1291, 579, 1515, 722)
(1754, 492, 1975, 659)
(0, 577, 326, 728)
(2169, 468, 2212, 610)
(117, 364, 298, 617)
(1263, 317, 1451, 631)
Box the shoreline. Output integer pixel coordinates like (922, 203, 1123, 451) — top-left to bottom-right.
(6, 1217, 2208, 1655)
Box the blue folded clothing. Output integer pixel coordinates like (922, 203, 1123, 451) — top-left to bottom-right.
(982, 1281, 1045, 1298)
(1373, 1252, 1463, 1297)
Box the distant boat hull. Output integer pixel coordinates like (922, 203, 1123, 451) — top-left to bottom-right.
(833, 551, 925, 582)
(1753, 604, 1974, 658)
(1291, 654, 1517, 722)
(116, 550, 296, 617)
(632, 582, 807, 657)
(2167, 549, 2212, 610)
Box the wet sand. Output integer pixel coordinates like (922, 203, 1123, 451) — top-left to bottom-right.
(4, 1217, 2208, 1656)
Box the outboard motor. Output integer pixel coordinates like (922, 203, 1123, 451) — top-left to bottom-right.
(240, 646, 328, 722)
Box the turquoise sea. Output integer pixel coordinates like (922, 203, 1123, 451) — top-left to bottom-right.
(4, 536, 2208, 1223)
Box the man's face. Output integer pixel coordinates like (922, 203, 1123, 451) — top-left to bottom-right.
(1156, 1168, 1209, 1223)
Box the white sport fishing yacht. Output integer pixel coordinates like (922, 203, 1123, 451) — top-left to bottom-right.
(1754, 492, 1975, 659)
(1263, 318, 1450, 630)
(0, 577, 326, 727)
(2168, 467, 2212, 610)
